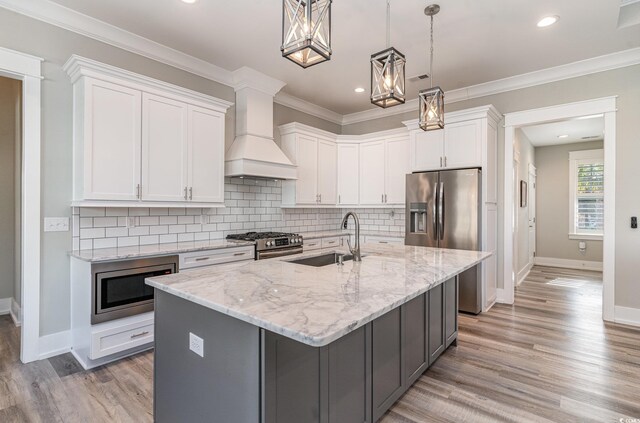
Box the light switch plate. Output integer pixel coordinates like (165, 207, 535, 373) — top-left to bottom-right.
(189, 332, 204, 357)
(44, 217, 69, 232)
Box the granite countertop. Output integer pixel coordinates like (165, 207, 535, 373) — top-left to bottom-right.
(69, 239, 255, 262)
(146, 243, 491, 347)
(300, 230, 404, 240)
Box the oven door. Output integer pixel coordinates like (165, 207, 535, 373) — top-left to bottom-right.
(92, 262, 176, 324)
(256, 246, 303, 260)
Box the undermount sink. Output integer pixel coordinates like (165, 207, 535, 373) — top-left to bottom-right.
(288, 252, 361, 267)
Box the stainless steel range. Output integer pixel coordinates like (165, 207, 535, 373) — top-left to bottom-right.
(226, 232, 303, 260)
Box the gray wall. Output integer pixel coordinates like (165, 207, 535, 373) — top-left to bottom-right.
(535, 141, 604, 263)
(0, 7, 340, 336)
(0, 76, 20, 301)
(515, 129, 535, 277)
(343, 64, 640, 309)
(274, 103, 341, 146)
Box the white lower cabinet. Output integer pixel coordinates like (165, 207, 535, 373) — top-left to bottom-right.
(179, 246, 255, 270)
(304, 239, 322, 251)
(365, 235, 404, 245)
(321, 236, 342, 249)
(90, 313, 154, 360)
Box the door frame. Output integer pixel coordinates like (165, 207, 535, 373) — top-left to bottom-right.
(527, 164, 537, 272)
(0, 47, 42, 363)
(502, 97, 616, 321)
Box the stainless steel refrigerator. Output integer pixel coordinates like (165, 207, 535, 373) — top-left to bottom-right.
(405, 169, 482, 314)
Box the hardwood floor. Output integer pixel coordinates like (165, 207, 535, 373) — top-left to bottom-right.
(0, 266, 638, 422)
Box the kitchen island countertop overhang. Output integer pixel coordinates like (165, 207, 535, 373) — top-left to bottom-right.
(145, 243, 492, 347)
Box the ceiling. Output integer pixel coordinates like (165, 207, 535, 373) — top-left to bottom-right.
(48, 0, 640, 115)
(520, 116, 605, 147)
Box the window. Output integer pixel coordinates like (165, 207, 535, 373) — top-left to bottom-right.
(569, 149, 604, 240)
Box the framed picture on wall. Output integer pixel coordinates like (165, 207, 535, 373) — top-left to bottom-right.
(520, 180, 528, 207)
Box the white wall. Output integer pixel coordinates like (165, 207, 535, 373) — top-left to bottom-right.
(514, 129, 535, 278)
(535, 140, 604, 262)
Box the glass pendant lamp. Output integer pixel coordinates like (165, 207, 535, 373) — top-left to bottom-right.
(418, 4, 444, 131)
(281, 0, 332, 68)
(370, 0, 406, 108)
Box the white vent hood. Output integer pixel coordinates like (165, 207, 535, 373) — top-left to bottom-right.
(225, 67, 297, 180)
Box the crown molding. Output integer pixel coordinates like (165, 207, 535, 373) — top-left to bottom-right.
(232, 66, 286, 97)
(278, 121, 338, 139)
(342, 47, 640, 126)
(0, 0, 234, 86)
(402, 105, 502, 131)
(63, 55, 233, 112)
(0, 46, 43, 79)
(274, 92, 343, 125)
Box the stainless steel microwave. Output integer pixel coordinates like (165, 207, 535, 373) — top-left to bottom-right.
(91, 256, 179, 324)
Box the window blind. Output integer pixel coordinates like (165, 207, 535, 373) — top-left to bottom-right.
(576, 162, 604, 231)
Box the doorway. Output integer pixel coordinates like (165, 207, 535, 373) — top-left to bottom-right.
(503, 97, 616, 322)
(0, 47, 42, 363)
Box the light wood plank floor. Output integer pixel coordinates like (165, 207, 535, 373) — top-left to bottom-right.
(1, 266, 639, 422)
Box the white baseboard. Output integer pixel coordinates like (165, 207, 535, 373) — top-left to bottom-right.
(38, 330, 71, 360)
(10, 298, 21, 327)
(517, 263, 533, 286)
(0, 297, 10, 314)
(483, 293, 497, 312)
(496, 288, 512, 304)
(534, 257, 603, 271)
(614, 306, 640, 328)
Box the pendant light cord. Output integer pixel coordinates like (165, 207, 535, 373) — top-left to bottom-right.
(429, 14, 434, 88)
(386, 0, 391, 48)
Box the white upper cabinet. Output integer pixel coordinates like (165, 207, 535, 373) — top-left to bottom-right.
(385, 137, 409, 205)
(317, 140, 337, 205)
(411, 129, 443, 172)
(359, 140, 386, 205)
(444, 119, 482, 169)
(291, 134, 319, 205)
(409, 114, 484, 172)
(188, 105, 225, 203)
(141, 93, 188, 202)
(81, 78, 142, 201)
(337, 143, 359, 205)
(66, 56, 232, 207)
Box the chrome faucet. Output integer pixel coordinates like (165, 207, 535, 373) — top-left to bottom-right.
(341, 212, 362, 262)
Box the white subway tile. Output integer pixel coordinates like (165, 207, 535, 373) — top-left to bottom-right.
(79, 218, 93, 228)
(93, 238, 117, 249)
(117, 237, 138, 247)
(72, 237, 80, 251)
(80, 207, 105, 217)
(149, 208, 169, 216)
(177, 215, 194, 225)
(169, 225, 186, 234)
(80, 228, 105, 239)
(169, 208, 186, 216)
(186, 208, 202, 216)
(139, 216, 159, 226)
(159, 234, 178, 244)
(128, 226, 150, 236)
(149, 225, 169, 235)
(80, 239, 93, 250)
(93, 217, 118, 227)
(105, 207, 129, 217)
(139, 235, 159, 246)
(177, 233, 194, 242)
(159, 215, 178, 225)
(186, 224, 202, 233)
(194, 232, 209, 241)
(106, 227, 128, 238)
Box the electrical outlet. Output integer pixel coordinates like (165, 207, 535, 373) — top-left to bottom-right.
(44, 217, 69, 232)
(189, 332, 204, 357)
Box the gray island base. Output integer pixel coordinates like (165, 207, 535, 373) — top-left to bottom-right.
(147, 244, 490, 423)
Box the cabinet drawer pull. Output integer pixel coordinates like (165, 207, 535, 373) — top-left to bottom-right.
(327, 240, 337, 244)
(233, 252, 246, 256)
(195, 257, 210, 262)
(130, 331, 149, 339)
(189, 187, 193, 201)
(184, 187, 188, 200)
(379, 241, 388, 244)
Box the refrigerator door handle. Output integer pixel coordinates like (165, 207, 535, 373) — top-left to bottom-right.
(438, 182, 445, 240)
(433, 186, 438, 240)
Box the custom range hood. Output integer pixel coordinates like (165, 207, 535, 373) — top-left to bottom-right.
(225, 68, 297, 180)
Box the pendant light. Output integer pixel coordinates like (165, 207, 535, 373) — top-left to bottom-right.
(370, 0, 406, 108)
(281, 0, 332, 68)
(418, 4, 444, 131)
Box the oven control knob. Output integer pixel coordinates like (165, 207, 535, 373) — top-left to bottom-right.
(266, 241, 272, 247)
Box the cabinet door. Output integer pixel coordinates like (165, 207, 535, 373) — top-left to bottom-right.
(403, 294, 428, 387)
(296, 135, 319, 204)
(359, 141, 386, 205)
(317, 139, 337, 205)
(188, 105, 225, 203)
(428, 284, 445, 365)
(372, 308, 403, 422)
(411, 129, 444, 172)
(385, 137, 409, 204)
(141, 93, 188, 202)
(445, 277, 459, 347)
(444, 119, 482, 169)
(337, 144, 359, 205)
(83, 78, 142, 200)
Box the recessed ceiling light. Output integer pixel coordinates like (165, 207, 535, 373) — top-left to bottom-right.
(558, 134, 569, 139)
(354, 87, 365, 93)
(182, 0, 197, 3)
(537, 15, 559, 27)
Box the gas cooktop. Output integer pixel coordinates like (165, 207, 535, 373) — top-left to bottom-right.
(226, 232, 300, 242)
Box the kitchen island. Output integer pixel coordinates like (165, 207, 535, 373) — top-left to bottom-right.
(146, 243, 491, 423)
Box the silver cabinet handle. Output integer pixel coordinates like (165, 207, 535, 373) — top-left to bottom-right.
(440, 157, 443, 167)
(384, 194, 387, 203)
(338, 194, 341, 204)
(319, 194, 322, 203)
(195, 257, 210, 262)
(130, 331, 149, 339)
(439, 182, 445, 240)
(381, 194, 384, 203)
(184, 187, 188, 200)
(379, 241, 388, 244)
(433, 185, 438, 240)
(444, 156, 447, 167)
(136, 184, 141, 199)
(189, 187, 193, 201)
(233, 252, 246, 256)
